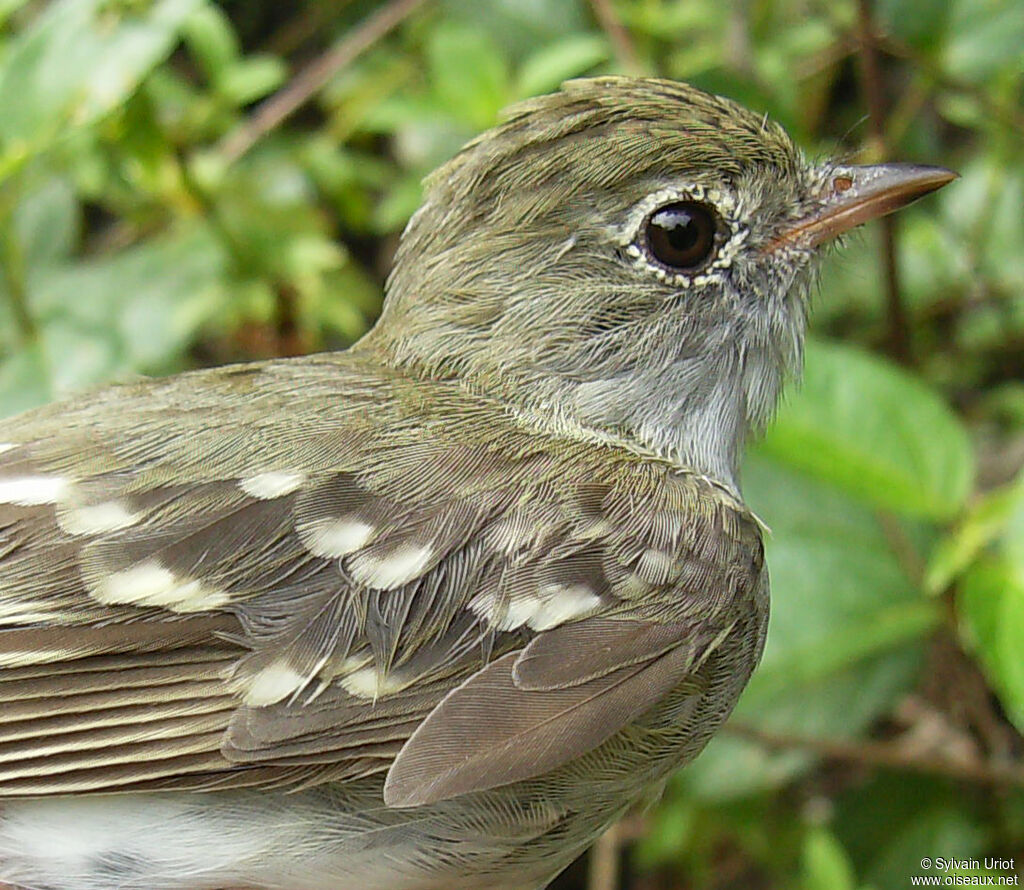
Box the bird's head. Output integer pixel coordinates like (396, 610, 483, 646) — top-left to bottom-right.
(362, 77, 954, 487)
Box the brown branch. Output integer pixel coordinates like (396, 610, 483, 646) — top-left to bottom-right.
(724, 2, 753, 76)
(218, 0, 431, 164)
(725, 722, 1024, 787)
(977, 432, 1024, 491)
(854, 0, 911, 365)
(588, 0, 641, 74)
(588, 823, 622, 890)
(877, 511, 925, 587)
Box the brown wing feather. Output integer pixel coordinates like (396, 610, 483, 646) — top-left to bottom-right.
(0, 354, 764, 800)
(383, 640, 697, 808)
(0, 630, 243, 796)
(512, 618, 696, 689)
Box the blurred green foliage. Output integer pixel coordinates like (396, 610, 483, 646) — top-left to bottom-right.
(0, 1, 1021, 888)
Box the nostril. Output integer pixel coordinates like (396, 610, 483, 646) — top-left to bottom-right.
(833, 175, 854, 193)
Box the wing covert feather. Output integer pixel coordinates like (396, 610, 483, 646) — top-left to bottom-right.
(0, 354, 765, 799)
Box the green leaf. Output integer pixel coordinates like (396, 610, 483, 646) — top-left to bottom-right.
(112, 229, 229, 370)
(441, 0, 590, 60)
(865, 805, 987, 888)
(930, 159, 1024, 298)
(28, 224, 228, 383)
(925, 476, 1024, 593)
(898, 212, 970, 313)
(427, 23, 510, 128)
(39, 318, 122, 397)
(941, 468, 1024, 728)
(217, 55, 286, 106)
(758, 339, 974, 519)
(802, 827, 858, 890)
(212, 159, 342, 282)
(679, 456, 933, 799)
(14, 175, 79, 271)
(876, 0, 952, 50)
(745, 455, 932, 673)
(373, 172, 425, 233)
(181, 3, 239, 83)
(945, 0, 1024, 81)
(0, 0, 201, 173)
(0, 0, 31, 28)
(960, 556, 1024, 731)
(620, 0, 720, 40)
(834, 773, 990, 889)
(745, 600, 936, 704)
(516, 34, 610, 97)
(0, 344, 52, 417)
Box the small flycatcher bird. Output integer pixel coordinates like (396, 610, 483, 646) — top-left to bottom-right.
(0, 78, 954, 890)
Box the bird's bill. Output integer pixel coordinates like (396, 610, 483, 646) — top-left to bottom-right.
(767, 163, 957, 251)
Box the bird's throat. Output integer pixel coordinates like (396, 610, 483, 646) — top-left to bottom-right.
(561, 360, 752, 491)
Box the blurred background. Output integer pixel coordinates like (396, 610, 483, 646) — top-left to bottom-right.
(0, 0, 1021, 887)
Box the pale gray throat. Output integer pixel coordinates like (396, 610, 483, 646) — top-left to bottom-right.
(564, 353, 754, 492)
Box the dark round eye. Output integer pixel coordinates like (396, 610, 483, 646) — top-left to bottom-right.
(644, 201, 718, 271)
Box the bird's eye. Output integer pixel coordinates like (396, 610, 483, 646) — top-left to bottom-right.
(644, 201, 718, 271)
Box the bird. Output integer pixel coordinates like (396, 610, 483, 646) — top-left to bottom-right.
(0, 77, 954, 890)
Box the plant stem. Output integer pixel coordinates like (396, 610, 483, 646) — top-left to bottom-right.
(219, 0, 431, 164)
(855, 0, 911, 365)
(726, 722, 1024, 787)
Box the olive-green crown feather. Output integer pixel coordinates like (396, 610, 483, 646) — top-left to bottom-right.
(422, 77, 800, 227)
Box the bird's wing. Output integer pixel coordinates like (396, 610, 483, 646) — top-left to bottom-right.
(0, 353, 763, 801)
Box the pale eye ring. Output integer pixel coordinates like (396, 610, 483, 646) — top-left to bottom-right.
(642, 201, 719, 271)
